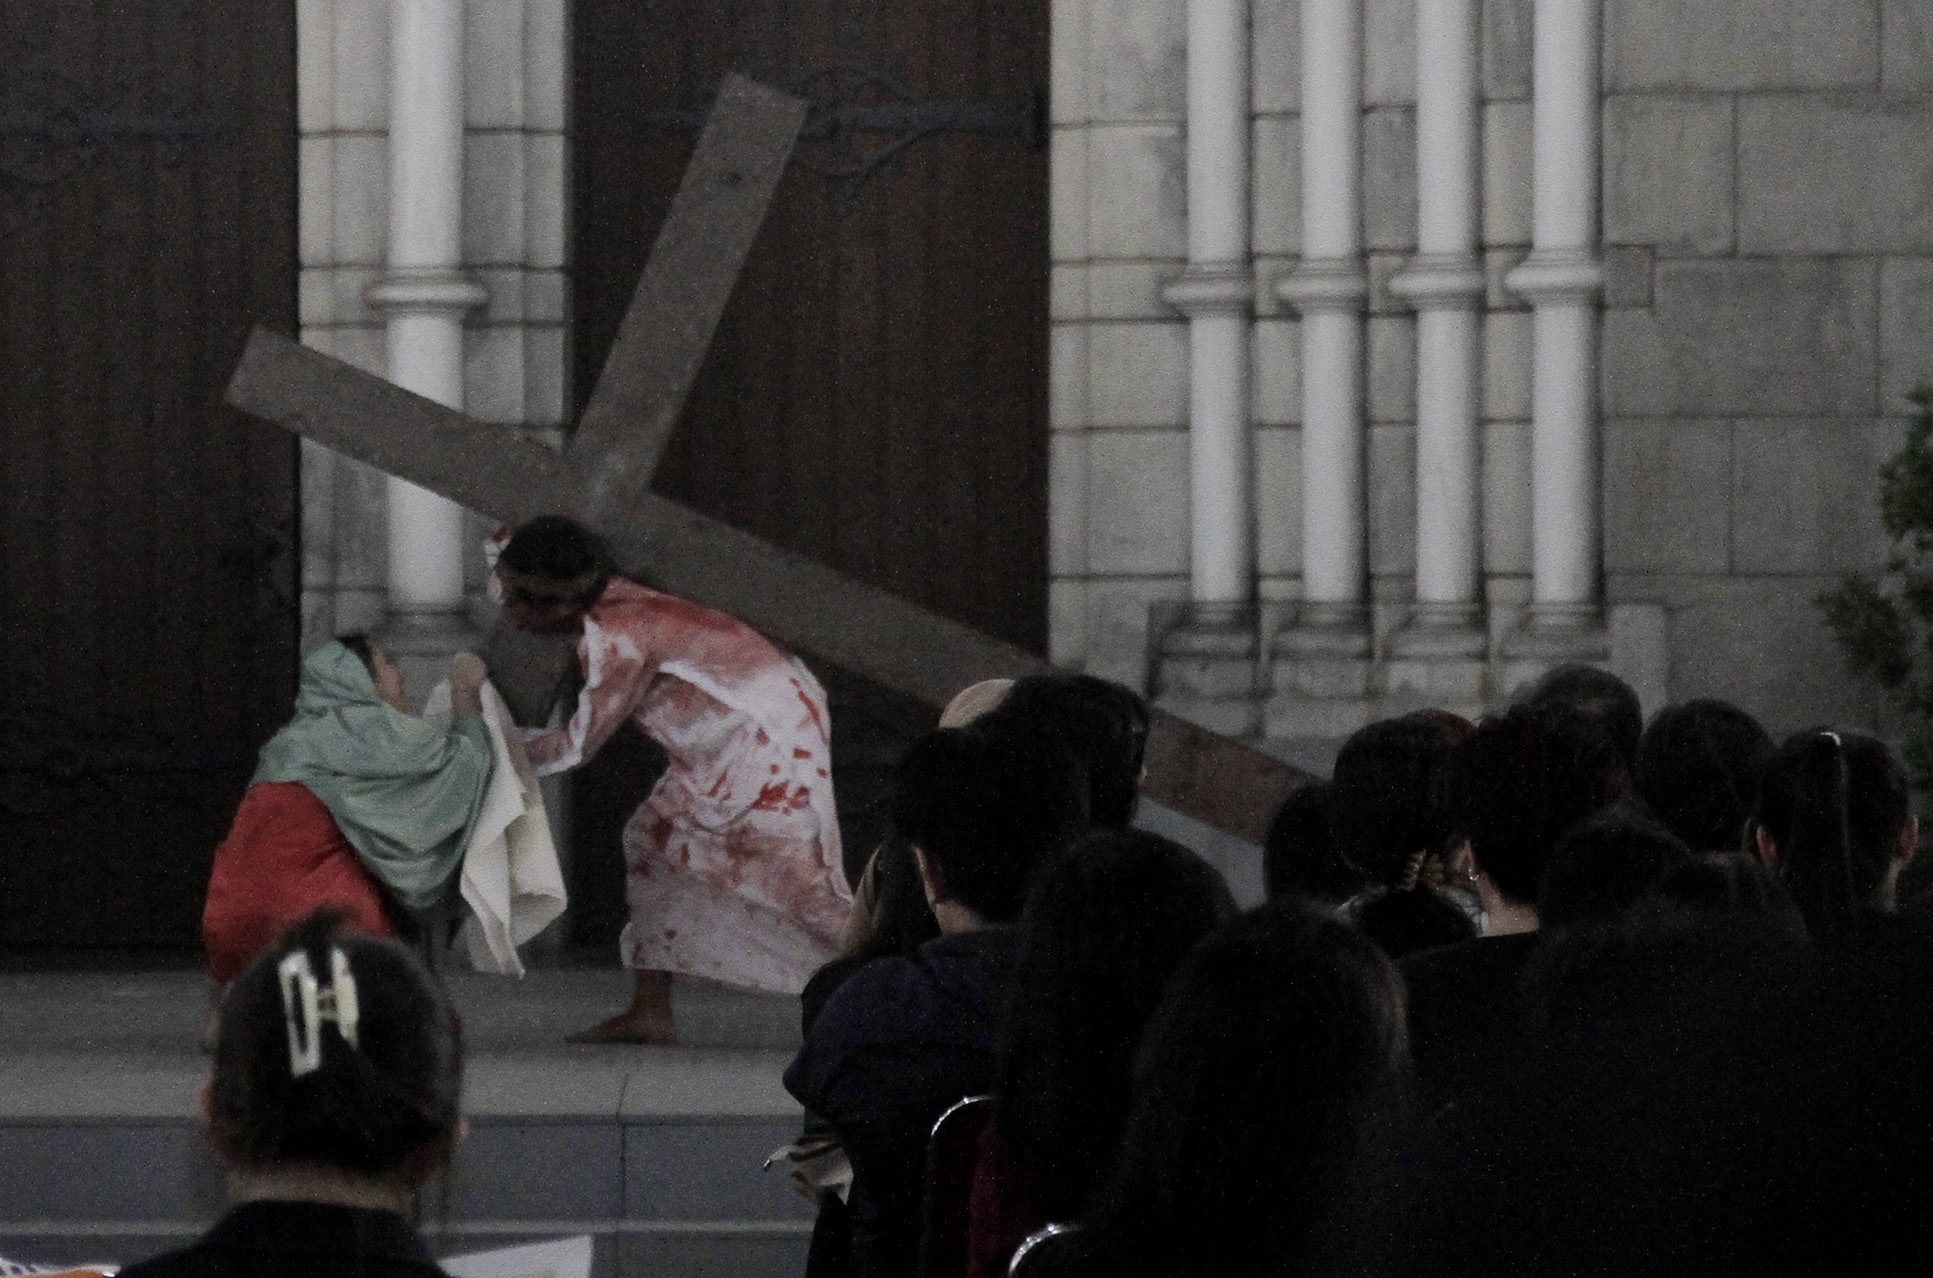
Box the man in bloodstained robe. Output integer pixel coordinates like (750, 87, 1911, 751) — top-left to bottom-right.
(488, 515, 852, 1042)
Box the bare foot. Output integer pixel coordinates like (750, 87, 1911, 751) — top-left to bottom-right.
(567, 1009, 678, 1045)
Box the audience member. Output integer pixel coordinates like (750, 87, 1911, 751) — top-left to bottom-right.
(1328, 717, 1478, 957)
(1749, 728, 1919, 946)
(1652, 851, 1806, 936)
(982, 673, 1150, 827)
(1399, 703, 1625, 1105)
(1021, 901, 1407, 1278)
(1521, 662, 1643, 773)
(969, 830, 1237, 1276)
(1635, 699, 1775, 854)
(121, 911, 462, 1278)
(1536, 807, 1689, 931)
(1262, 782, 1364, 906)
(785, 722, 1086, 1278)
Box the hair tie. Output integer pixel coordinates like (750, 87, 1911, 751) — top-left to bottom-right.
(278, 948, 361, 1078)
(1399, 850, 1429, 892)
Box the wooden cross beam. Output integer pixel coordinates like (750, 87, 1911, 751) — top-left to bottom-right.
(225, 75, 1309, 843)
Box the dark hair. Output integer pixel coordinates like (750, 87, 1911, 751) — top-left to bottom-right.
(1537, 807, 1690, 931)
(1751, 729, 1912, 947)
(1075, 901, 1407, 1278)
(858, 836, 941, 958)
(208, 910, 462, 1178)
(889, 720, 1087, 922)
(1636, 700, 1775, 853)
(1263, 782, 1365, 905)
(986, 674, 1150, 827)
(1346, 887, 1476, 958)
(996, 829, 1237, 1221)
(1448, 704, 1628, 906)
(1651, 852, 1807, 938)
(1522, 663, 1644, 772)
(498, 515, 614, 600)
(1330, 717, 1458, 886)
(337, 633, 377, 677)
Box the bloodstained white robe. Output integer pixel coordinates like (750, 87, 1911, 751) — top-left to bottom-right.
(521, 576, 851, 994)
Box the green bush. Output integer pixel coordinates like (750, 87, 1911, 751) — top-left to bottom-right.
(1820, 388, 1933, 787)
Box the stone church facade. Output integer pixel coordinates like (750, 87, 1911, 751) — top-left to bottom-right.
(298, 0, 1933, 751)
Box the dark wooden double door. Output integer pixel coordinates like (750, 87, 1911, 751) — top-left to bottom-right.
(0, 2, 299, 953)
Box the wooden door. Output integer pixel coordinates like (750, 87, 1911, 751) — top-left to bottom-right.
(0, 3, 298, 953)
(572, 0, 1050, 652)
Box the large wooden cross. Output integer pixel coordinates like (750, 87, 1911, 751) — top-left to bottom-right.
(225, 75, 1308, 843)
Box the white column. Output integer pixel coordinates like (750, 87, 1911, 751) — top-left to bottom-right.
(1162, 0, 1255, 621)
(1505, 0, 1603, 631)
(366, 0, 485, 622)
(1390, 0, 1484, 642)
(1276, 0, 1368, 635)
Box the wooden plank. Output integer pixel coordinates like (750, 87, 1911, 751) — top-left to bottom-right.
(226, 330, 579, 521)
(564, 74, 808, 527)
(223, 328, 1312, 839)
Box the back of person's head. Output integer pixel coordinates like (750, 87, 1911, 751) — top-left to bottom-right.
(858, 836, 941, 959)
(1263, 782, 1366, 905)
(1329, 715, 1478, 956)
(1448, 703, 1628, 906)
(1538, 807, 1690, 931)
(988, 673, 1150, 827)
(1651, 852, 1807, 939)
(997, 829, 1237, 1219)
(498, 515, 614, 596)
(208, 910, 462, 1182)
(1751, 729, 1913, 946)
(1330, 717, 1458, 887)
(889, 720, 1087, 922)
(1636, 700, 1775, 853)
(1083, 901, 1407, 1278)
(1522, 663, 1643, 773)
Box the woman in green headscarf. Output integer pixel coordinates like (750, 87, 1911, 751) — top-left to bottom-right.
(202, 637, 493, 985)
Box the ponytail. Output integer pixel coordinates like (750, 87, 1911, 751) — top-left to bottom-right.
(1753, 729, 1911, 949)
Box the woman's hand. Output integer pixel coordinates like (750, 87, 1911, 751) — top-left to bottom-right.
(449, 652, 487, 718)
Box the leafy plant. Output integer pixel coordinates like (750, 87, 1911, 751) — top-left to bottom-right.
(1820, 388, 1933, 788)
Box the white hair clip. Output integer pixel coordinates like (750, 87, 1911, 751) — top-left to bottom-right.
(278, 948, 361, 1078)
(1824, 730, 1844, 749)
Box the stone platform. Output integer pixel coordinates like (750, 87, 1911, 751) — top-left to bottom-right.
(0, 970, 815, 1278)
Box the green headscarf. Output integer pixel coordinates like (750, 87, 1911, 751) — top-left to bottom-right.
(254, 641, 492, 912)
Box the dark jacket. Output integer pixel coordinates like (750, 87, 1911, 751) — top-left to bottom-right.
(785, 928, 1017, 1278)
(117, 1200, 446, 1278)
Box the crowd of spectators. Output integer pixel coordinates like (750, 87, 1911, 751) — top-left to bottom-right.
(789, 664, 1933, 1278)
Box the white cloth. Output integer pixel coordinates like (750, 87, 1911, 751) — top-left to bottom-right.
(424, 679, 567, 976)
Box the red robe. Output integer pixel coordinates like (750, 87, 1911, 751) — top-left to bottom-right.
(202, 781, 395, 984)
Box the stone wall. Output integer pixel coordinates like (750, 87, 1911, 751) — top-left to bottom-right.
(294, 0, 568, 648)
(1049, 0, 1930, 735)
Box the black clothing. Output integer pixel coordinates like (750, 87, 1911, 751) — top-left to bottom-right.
(785, 928, 1017, 1278)
(118, 1201, 446, 1278)
(1398, 931, 1539, 1109)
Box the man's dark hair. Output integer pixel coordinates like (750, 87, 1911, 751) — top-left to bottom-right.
(989, 673, 1150, 827)
(209, 910, 463, 1178)
(499, 515, 615, 599)
(1636, 700, 1775, 854)
(889, 720, 1088, 922)
(1448, 703, 1628, 905)
(1522, 663, 1644, 773)
(1538, 807, 1691, 931)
